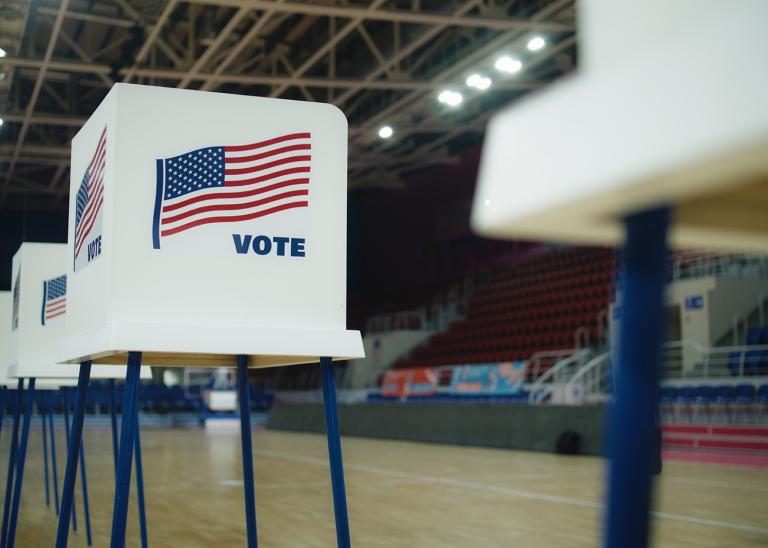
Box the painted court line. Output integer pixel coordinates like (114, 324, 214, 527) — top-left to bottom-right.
(254, 448, 768, 535)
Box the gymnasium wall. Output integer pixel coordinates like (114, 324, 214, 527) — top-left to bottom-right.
(267, 403, 606, 456)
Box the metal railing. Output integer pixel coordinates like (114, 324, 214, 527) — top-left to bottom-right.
(564, 352, 612, 404)
(663, 340, 768, 379)
(528, 348, 592, 404)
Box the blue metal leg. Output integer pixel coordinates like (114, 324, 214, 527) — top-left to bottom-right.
(63, 389, 77, 533)
(1, 379, 24, 548)
(55, 362, 92, 548)
(0, 387, 6, 441)
(320, 357, 351, 548)
(7, 378, 36, 548)
(48, 396, 60, 516)
(79, 438, 92, 546)
(42, 396, 50, 508)
(134, 407, 148, 548)
(109, 379, 118, 472)
(110, 352, 142, 548)
(604, 207, 669, 548)
(236, 355, 258, 548)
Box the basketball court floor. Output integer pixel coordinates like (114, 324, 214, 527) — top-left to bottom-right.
(3, 427, 766, 547)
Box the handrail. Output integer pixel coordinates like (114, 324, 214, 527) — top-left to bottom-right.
(565, 351, 611, 403)
(528, 348, 579, 379)
(528, 348, 592, 404)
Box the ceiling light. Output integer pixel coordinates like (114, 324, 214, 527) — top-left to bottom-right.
(378, 125, 393, 139)
(466, 74, 492, 91)
(0, 117, 4, 128)
(495, 56, 522, 74)
(527, 36, 546, 52)
(438, 90, 463, 107)
(0, 48, 6, 58)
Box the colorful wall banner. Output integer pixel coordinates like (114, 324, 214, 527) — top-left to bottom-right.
(450, 361, 527, 395)
(381, 368, 437, 398)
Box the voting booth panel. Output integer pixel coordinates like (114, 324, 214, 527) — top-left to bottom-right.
(471, 0, 768, 251)
(63, 83, 363, 368)
(8, 243, 150, 380)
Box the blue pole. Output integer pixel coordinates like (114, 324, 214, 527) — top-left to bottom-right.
(7, 378, 36, 548)
(604, 207, 669, 548)
(0, 387, 6, 441)
(236, 354, 258, 548)
(134, 407, 148, 548)
(54, 362, 92, 548)
(1, 379, 24, 548)
(41, 395, 50, 508)
(320, 357, 351, 548)
(48, 395, 60, 516)
(110, 352, 142, 548)
(62, 389, 77, 533)
(79, 438, 92, 546)
(109, 379, 118, 472)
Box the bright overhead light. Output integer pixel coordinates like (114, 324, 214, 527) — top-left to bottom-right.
(0, 117, 4, 128)
(466, 74, 492, 91)
(0, 48, 6, 58)
(378, 125, 393, 139)
(438, 90, 463, 107)
(494, 56, 522, 74)
(527, 35, 546, 52)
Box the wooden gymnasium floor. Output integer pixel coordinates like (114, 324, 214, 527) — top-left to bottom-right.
(2, 425, 767, 547)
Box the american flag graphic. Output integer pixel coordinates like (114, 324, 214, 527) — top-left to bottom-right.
(152, 132, 311, 249)
(41, 274, 66, 325)
(74, 127, 107, 261)
(11, 270, 20, 331)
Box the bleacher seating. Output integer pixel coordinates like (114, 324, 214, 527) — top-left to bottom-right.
(662, 383, 768, 423)
(394, 247, 616, 369)
(728, 326, 768, 376)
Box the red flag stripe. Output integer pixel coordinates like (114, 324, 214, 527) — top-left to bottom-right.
(224, 155, 310, 177)
(161, 189, 309, 225)
(160, 201, 308, 237)
(162, 178, 309, 213)
(224, 144, 311, 164)
(224, 133, 310, 153)
(223, 167, 310, 188)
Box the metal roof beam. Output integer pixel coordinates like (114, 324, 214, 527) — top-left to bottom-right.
(183, 0, 571, 31)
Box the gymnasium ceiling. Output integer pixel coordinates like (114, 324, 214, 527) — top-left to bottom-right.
(0, 0, 576, 211)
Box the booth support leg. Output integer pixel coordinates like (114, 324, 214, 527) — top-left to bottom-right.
(134, 407, 148, 548)
(110, 352, 141, 548)
(79, 438, 92, 546)
(54, 362, 92, 548)
(49, 397, 60, 516)
(0, 387, 6, 441)
(42, 396, 50, 508)
(604, 207, 669, 548)
(320, 357, 351, 548)
(7, 379, 35, 548)
(109, 379, 118, 471)
(1, 379, 24, 548)
(63, 390, 77, 532)
(236, 354, 258, 548)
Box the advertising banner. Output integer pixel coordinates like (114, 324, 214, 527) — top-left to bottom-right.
(450, 361, 527, 395)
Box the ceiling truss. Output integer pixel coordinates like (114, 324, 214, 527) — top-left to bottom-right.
(0, 0, 576, 209)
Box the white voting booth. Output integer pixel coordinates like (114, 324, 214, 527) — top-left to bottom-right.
(8, 243, 150, 380)
(60, 83, 363, 368)
(472, 0, 768, 252)
(57, 83, 363, 548)
(471, 2, 767, 547)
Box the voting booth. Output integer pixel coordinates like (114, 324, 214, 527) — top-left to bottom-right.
(473, 1, 768, 252)
(8, 243, 151, 380)
(472, 2, 767, 548)
(57, 83, 362, 548)
(61, 83, 363, 368)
